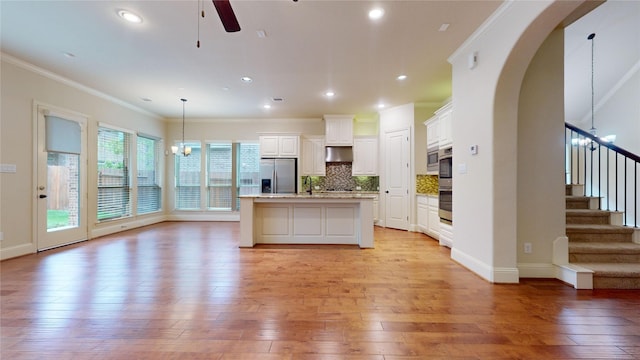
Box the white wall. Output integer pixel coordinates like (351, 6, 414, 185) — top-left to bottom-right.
(1, 56, 164, 260)
(516, 28, 567, 277)
(448, 1, 584, 283)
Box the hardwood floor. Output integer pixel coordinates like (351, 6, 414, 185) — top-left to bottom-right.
(2, 222, 640, 359)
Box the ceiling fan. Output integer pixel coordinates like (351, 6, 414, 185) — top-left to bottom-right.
(212, 0, 240, 32)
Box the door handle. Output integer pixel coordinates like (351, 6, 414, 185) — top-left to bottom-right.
(385, 190, 389, 193)
(39, 194, 47, 199)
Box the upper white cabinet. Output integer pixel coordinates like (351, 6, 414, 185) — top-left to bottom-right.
(301, 136, 326, 176)
(352, 136, 378, 175)
(259, 135, 299, 157)
(324, 115, 354, 146)
(436, 102, 453, 149)
(424, 115, 439, 149)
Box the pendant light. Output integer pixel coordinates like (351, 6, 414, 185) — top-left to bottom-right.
(588, 33, 596, 138)
(171, 98, 191, 156)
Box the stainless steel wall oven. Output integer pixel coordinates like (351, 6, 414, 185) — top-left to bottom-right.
(438, 147, 452, 224)
(427, 146, 439, 174)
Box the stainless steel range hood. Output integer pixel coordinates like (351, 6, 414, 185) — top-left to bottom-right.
(325, 146, 353, 163)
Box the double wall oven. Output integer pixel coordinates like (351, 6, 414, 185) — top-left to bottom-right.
(438, 147, 452, 224)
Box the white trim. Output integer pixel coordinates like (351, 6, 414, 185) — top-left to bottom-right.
(555, 263, 593, 289)
(448, 1, 513, 64)
(0, 243, 36, 261)
(166, 213, 240, 222)
(137, 132, 162, 141)
(451, 247, 494, 282)
(518, 262, 556, 278)
(493, 267, 520, 283)
(98, 122, 136, 134)
(2, 52, 161, 119)
(90, 215, 166, 239)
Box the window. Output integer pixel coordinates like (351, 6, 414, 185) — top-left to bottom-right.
(237, 143, 260, 208)
(174, 141, 260, 211)
(207, 143, 232, 210)
(137, 135, 161, 214)
(175, 142, 201, 209)
(97, 127, 131, 221)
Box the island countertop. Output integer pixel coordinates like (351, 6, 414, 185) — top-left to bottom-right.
(240, 192, 378, 200)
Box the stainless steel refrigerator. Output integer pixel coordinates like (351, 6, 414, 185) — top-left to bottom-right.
(259, 158, 297, 194)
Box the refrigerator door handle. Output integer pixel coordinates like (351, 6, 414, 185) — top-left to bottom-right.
(272, 169, 276, 193)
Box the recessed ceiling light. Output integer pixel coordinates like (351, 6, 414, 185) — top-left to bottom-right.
(377, 103, 386, 109)
(256, 30, 267, 38)
(241, 76, 253, 83)
(368, 8, 384, 20)
(325, 91, 335, 97)
(141, 97, 152, 102)
(263, 104, 272, 109)
(272, 97, 284, 102)
(117, 10, 143, 24)
(439, 23, 450, 32)
(396, 74, 407, 81)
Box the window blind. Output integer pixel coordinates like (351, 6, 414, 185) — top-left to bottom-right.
(207, 143, 232, 210)
(137, 135, 161, 214)
(175, 142, 201, 209)
(45, 115, 81, 154)
(237, 143, 260, 209)
(97, 127, 131, 221)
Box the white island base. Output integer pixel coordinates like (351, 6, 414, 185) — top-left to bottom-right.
(239, 195, 374, 248)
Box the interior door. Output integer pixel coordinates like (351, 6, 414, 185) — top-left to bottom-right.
(384, 128, 409, 230)
(35, 105, 88, 250)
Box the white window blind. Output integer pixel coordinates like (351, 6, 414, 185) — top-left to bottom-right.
(137, 135, 161, 214)
(237, 143, 260, 209)
(97, 127, 131, 221)
(175, 142, 201, 209)
(207, 143, 232, 210)
(45, 115, 81, 154)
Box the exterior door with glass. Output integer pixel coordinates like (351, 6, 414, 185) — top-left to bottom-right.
(35, 105, 88, 250)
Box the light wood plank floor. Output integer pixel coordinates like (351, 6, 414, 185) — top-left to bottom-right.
(2, 222, 640, 359)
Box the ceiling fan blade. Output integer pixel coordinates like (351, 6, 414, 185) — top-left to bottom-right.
(212, 0, 241, 32)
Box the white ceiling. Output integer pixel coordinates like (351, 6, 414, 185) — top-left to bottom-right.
(1, 1, 637, 121)
(1, 0, 502, 119)
(564, 0, 640, 125)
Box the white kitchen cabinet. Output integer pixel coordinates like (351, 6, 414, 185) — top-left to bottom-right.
(427, 195, 439, 239)
(324, 115, 354, 146)
(436, 102, 453, 149)
(259, 135, 299, 157)
(352, 136, 378, 175)
(424, 116, 439, 149)
(417, 195, 428, 233)
(301, 136, 326, 176)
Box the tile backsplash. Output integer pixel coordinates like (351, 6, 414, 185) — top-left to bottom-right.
(416, 174, 439, 195)
(301, 163, 379, 192)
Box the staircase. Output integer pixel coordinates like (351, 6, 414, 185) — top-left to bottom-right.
(566, 184, 640, 289)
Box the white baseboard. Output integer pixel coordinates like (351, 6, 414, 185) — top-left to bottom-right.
(0, 243, 36, 261)
(518, 262, 556, 278)
(166, 212, 240, 222)
(451, 247, 519, 283)
(555, 263, 593, 289)
(90, 214, 166, 239)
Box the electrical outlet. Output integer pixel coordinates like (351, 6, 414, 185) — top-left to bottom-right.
(524, 242, 532, 254)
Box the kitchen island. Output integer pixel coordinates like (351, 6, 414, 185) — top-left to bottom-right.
(239, 193, 376, 248)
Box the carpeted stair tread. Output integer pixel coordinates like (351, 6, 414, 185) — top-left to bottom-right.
(566, 209, 611, 215)
(566, 224, 634, 233)
(569, 242, 640, 253)
(571, 262, 640, 278)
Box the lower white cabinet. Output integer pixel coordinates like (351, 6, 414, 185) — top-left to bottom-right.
(438, 221, 452, 248)
(417, 194, 439, 240)
(417, 195, 429, 233)
(427, 195, 439, 239)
